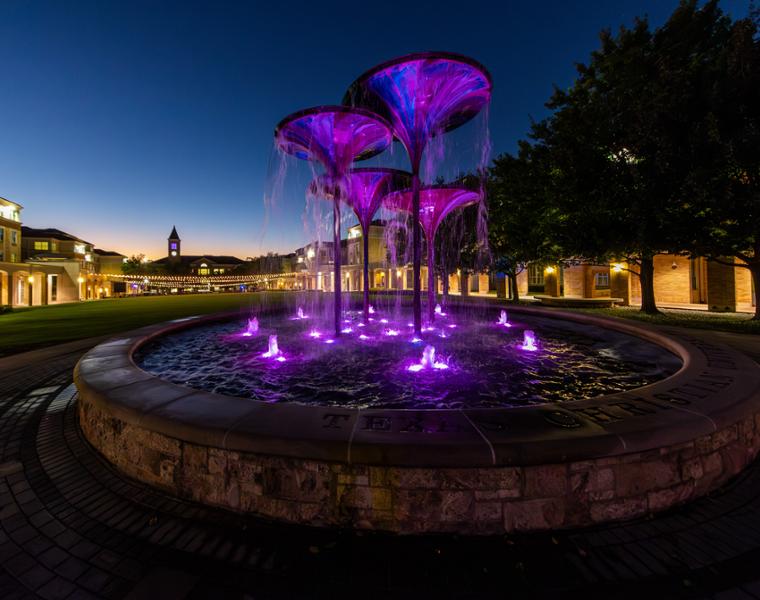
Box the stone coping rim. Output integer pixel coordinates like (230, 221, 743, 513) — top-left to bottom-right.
(74, 302, 760, 468)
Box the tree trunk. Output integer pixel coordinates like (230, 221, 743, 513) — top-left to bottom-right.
(639, 255, 659, 314)
(509, 272, 519, 303)
(750, 263, 760, 320)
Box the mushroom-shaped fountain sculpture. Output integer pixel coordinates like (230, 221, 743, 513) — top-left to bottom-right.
(311, 168, 410, 324)
(344, 52, 492, 335)
(275, 106, 392, 336)
(384, 186, 481, 322)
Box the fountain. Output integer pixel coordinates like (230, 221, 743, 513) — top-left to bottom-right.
(262, 334, 285, 361)
(81, 52, 756, 538)
(275, 107, 392, 336)
(311, 168, 410, 324)
(384, 186, 480, 321)
(407, 344, 449, 372)
(497, 310, 511, 327)
(521, 330, 538, 352)
(344, 52, 492, 335)
(243, 317, 259, 336)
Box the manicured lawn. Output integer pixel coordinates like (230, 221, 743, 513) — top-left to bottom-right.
(1, 292, 757, 358)
(568, 305, 760, 335)
(0, 293, 284, 357)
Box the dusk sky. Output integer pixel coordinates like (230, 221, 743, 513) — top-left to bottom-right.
(0, 0, 750, 259)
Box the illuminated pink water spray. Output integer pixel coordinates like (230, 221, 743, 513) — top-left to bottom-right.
(384, 186, 480, 321)
(243, 317, 259, 337)
(311, 168, 409, 324)
(275, 107, 392, 336)
(498, 310, 511, 327)
(407, 345, 449, 372)
(521, 330, 538, 352)
(345, 52, 492, 335)
(262, 334, 285, 361)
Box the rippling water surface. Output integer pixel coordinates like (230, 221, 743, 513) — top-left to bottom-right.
(135, 310, 681, 409)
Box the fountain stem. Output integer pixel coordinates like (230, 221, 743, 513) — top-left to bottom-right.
(412, 170, 422, 336)
(427, 239, 436, 322)
(333, 199, 342, 337)
(363, 223, 370, 325)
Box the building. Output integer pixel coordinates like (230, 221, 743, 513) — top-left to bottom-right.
(513, 255, 756, 312)
(151, 226, 247, 275)
(1, 203, 88, 306)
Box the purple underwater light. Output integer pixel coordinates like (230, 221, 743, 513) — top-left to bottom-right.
(344, 52, 492, 335)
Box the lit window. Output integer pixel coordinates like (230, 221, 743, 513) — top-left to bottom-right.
(74, 243, 86, 254)
(595, 272, 610, 289)
(11, 231, 18, 245)
(34, 241, 50, 250)
(527, 264, 545, 286)
(170, 242, 177, 250)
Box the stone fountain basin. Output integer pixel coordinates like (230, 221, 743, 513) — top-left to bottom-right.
(75, 305, 760, 534)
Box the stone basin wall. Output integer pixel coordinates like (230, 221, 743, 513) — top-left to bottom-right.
(78, 397, 760, 534)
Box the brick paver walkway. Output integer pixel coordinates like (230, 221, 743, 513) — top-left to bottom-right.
(2, 333, 760, 599)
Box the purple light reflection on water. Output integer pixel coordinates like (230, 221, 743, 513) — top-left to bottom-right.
(521, 330, 538, 352)
(138, 313, 683, 409)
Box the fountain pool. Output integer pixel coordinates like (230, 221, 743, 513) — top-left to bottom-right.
(135, 307, 680, 409)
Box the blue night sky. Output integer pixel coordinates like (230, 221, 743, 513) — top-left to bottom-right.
(0, 0, 750, 259)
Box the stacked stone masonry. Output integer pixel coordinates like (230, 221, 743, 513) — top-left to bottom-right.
(78, 399, 760, 535)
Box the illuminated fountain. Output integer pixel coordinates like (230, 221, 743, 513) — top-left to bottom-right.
(384, 186, 480, 322)
(311, 168, 409, 324)
(80, 51, 727, 537)
(407, 344, 449, 372)
(521, 330, 538, 352)
(275, 107, 392, 336)
(345, 52, 492, 335)
(262, 334, 285, 361)
(242, 317, 259, 337)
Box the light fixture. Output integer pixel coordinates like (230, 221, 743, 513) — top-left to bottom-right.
(545, 266, 555, 274)
(612, 263, 623, 273)
(28, 276, 34, 283)
(77, 276, 85, 284)
(671, 261, 678, 270)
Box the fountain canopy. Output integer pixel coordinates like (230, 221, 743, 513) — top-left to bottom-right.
(343, 52, 493, 166)
(310, 168, 411, 231)
(384, 185, 481, 240)
(274, 106, 392, 175)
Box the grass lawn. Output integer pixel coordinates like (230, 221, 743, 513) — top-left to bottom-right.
(565, 305, 760, 335)
(1, 292, 757, 358)
(0, 293, 284, 357)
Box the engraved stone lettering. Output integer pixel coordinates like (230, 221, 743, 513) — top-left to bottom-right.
(363, 415, 392, 431)
(322, 414, 350, 429)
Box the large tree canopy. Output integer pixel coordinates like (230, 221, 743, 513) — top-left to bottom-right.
(521, 0, 742, 314)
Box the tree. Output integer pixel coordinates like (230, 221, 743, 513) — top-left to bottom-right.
(532, 0, 734, 313)
(121, 254, 146, 275)
(686, 8, 760, 318)
(487, 142, 561, 302)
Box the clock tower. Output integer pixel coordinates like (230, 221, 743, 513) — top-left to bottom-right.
(168, 226, 181, 264)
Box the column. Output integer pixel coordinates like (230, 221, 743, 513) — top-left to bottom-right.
(544, 266, 560, 297)
(610, 262, 630, 306)
(707, 258, 738, 312)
